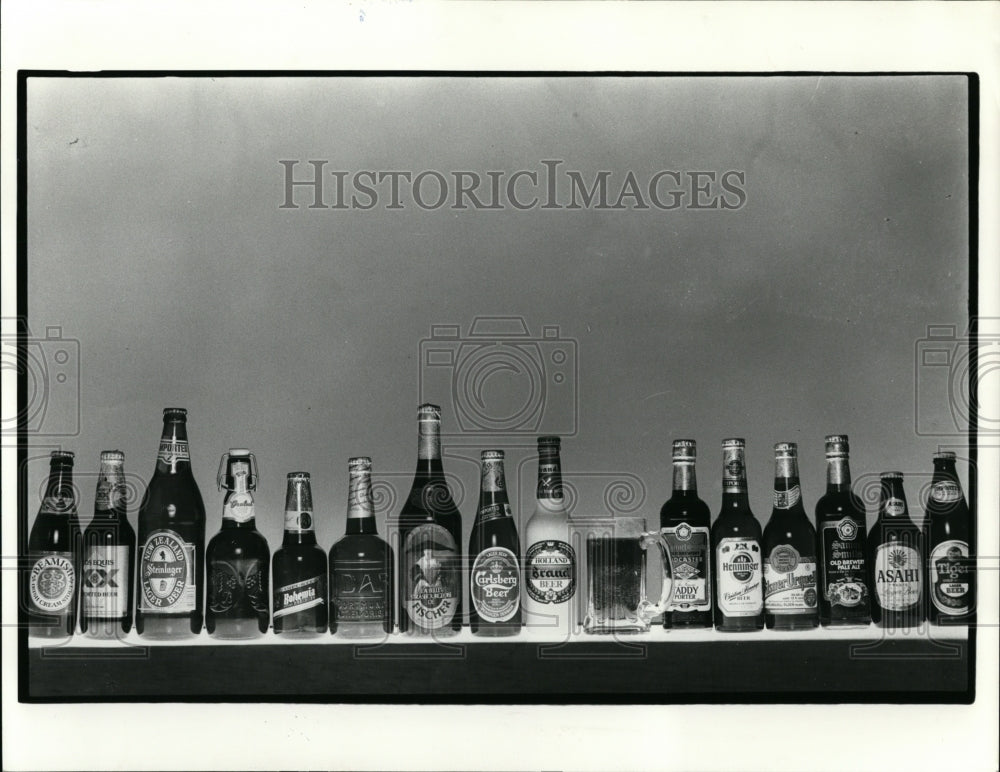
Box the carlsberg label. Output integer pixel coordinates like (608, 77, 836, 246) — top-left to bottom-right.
(471, 546, 520, 622)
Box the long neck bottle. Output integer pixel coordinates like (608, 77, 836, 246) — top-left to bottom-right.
(273, 473, 327, 636)
(926, 452, 973, 624)
(868, 472, 924, 628)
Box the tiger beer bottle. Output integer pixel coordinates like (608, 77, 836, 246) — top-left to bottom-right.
(926, 452, 974, 625)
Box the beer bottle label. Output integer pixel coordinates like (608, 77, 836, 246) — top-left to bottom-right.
(662, 524, 711, 611)
(715, 537, 762, 616)
(209, 559, 267, 613)
(471, 546, 520, 622)
(874, 542, 922, 611)
(139, 530, 196, 613)
(273, 575, 325, 619)
(820, 517, 868, 608)
(284, 509, 314, 533)
(763, 545, 818, 613)
(929, 539, 971, 615)
(332, 560, 388, 622)
(930, 481, 962, 503)
(157, 439, 190, 465)
(403, 523, 460, 630)
(525, 540, 576, 605)
(223, 492, 255, 523)
(82, 545, 129, 619)
(772, 486, 801, 509)
(29, 552, 75, 613)
(884, 498, 906, 516)
(95, 476, 126, 511)
(477, 502, 512, 522)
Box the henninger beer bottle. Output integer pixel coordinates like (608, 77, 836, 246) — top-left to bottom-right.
(926, 452, 974, 625)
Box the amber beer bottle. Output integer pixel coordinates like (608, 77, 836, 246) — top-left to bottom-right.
(81, 450, 136, 638)
(136, 408, 206, 639)
(711, 439, 764, 632)
(272, 472, 328, 636)
(926, 452, 974, 625)
(660, 440, 712, 629)
(868, 472, 925, 628)
(26, 450, 82, 640)
(469, 450, 522, 636)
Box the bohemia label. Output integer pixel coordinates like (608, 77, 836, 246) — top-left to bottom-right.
(471, 546, 520, 622)
(874, 543, 922, 611)
(29, 553, 75, 613)
(82, 546, 129, 619)
(273, 576, 324, 619)
(333, 562, 388, 621)
(930, 540, 971, 615)
(764, 545, 818, 613)
(525, 540, 576, 605)
(140, 530, 196, 612)
(662, 523, 710, 610)
(403, 523, 460, 629)
(716, 537, 762, 616)
(820, 517, 868, 608)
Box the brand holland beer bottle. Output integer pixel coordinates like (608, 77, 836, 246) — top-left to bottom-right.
(136, 408, 205, 639)
(81, 450, 136, 638)
(926, 452, 974, 625)
(711, 439, 764, 632)
(868, 472, 925, 628)
(272, 472, 328, 636)
(330, 457, 394, 638)
(762, 442, 819, 630)
(26, 450, 82, 640)
(660, 440, 712, 629)
(469, 450, 522, 636)
(206, 450, 270, 639)
(398, 404, 462, 636)
(523, 436, 577, 635)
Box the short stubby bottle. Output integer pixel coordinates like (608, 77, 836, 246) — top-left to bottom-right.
(926, 452, 974, 625)
(868, 472, 925, 629)
(272, 472, 328, 636)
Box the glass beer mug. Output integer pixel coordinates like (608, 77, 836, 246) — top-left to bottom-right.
(583, 516, 675, 634)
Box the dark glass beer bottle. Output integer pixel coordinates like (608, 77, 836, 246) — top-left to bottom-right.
(398, 404, 463, 636)
(815, 436, 870, 627)
(711, 439, 764, 632)
(926, 452, 974, 625)
(206, 450, 270, 639)
(469, 450, 522, 636)
(330, 457, 394, 638)
(660, 439, 712, 629)
(868, 472, 925, 628)
(81, 450, 136, 638)
(26, 450, 82, 640)
(136, 408, 206, 639)
(273, 472, 328, 636)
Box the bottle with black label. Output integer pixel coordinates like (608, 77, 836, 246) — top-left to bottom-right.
(81, 450, 136, 638)
(469, 450, 522, 636)
(815, 435, 870, 627)
(926, 451, 974, 625)
(868, 472, 925, 628)
(660, 439, 712, 629)
(272, 472, 328, 636)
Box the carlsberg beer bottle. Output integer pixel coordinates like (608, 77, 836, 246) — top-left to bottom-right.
(926, 452, 974, 625)
(868, 472, 924, 628)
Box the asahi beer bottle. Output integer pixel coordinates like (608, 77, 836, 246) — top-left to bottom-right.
(469, 450, 522, 636)
(272, 472, 328, 636)
(26, 450, 82, 640)
(868, 472, 925, 628)
(762, 442, 819, 630)
(659, 440, 712, 629)
(81, 450, 136, 638)
(711, 439, 764, 632)
(523, 436, 576, 635)
(398, 404, 462, 637)
(206, 450, 270, 639)
(330, 457, 394, 638)
(926, 452, 974, 625)
(815, 436, 870, 627)
(136, 408, 206, 639)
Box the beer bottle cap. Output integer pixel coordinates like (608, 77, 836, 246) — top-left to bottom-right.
(99, 450, 125, 463)
(481, 449, 504, 460)
(774, 442, 797, 456)
(418, 403, 442, 419)
(824, 435, 849, 457)
(163, 407, 188, 420)
(287, 471, 311, 480)
(721, 438, 745, 448)
(880, 471, 904, 480)
(349, 456, 372, 471)
(50, 450, 75, 462)
(228, 448, 252, 457)
(933, 451, 957, 461)
(825, 434, 849, 445)
(538, 436, 561, 447)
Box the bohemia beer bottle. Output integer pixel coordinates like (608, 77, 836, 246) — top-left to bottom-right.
(398, 404, 463, 636)
(136, 408, 205, 639)
(660, 440, 712, 629)
(868, 472, 925, 628)
(523, 436, 576, 635)
(815, 435, 870, 627)
(81, 450, 136, 638)
(926, 452, 974, 625)
(330, 457, 394, 637)
(711, 439, 764, 632)
(26, 450, 82, 640)
(762, 443, 819, 629)
(469, 450, 522, 636)
(272, 472, 328, 636)
(206, 450, 270, 639)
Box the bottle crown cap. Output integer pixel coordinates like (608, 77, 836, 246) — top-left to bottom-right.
(162, 407, 188, 420)
(880, 471, 904, 480)
(50, 450, 75, 462)
(99, 450, 125, 463)
(933, 451, 957, 461)
(825, 435, 850, 456)
(825, 434, 849, 444)
(481, 449, 504, 460)
(349, 456, 372, 471)
(287, 471, 311, 480)
(774, 442, 797, 456)
(672, 439, 696, 457)
(721, 438, 745, 449)
(418, 403, 441, 419)
(538, 435, 561, 448)
(228, 448, 252, 457)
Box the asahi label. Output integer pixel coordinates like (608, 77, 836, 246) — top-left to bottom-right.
(223, 492, 255, 524)
(139, 530, 196, 612)
(874, 542, 922, 611)
(663, 524, 711, 611)
(471, 546, 520, 622)
(209, 559, 266, 614)
(157, 439, 190, 465)
(820, 517, 868, 608)
(285, 509, 313, 533)
(333, 561, 388, 622)
(930, 481, 962, 504)
(716, 537, 762, 616)
(773, 486, 801, 510)
(82, 545, 129, 619)
(929, 539, 971, 616)
(273, 575, 324, 619)
(29, 553, 75, 613)
(884, 498, 905, 516)
(525, 540, 576, 604)
(403, 523, 460, 630)
(763, 545, 818, 614)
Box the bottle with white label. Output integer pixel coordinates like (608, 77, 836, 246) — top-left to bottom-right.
(925, 452, 973, 625)
(272, 472, 328, 636)
(867, 472, 925, 628)
(81, 450, 136, 638)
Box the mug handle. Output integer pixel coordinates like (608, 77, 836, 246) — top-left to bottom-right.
(636, 530, 675, 623)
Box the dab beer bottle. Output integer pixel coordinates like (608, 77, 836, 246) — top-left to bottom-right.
(926, 452, 974, 625)
(868, 472, 925, 628)
(272, 472, 328, 636)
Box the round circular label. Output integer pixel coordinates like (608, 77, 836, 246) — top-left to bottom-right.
(140, 531, 192, 609)
(768, 545, 801, 573)
(525, 540, 576, 605)
(730, 551, 755, 582)
(471, 546, 520, 622)
(29, 554, 75, 612)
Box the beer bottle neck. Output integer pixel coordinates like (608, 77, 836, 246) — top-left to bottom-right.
(772, 455, 804, 512)
(94, 463, 126, 518)
(155, 420, 192, 475)
(537, 450, 563, 503)
(283, 477, 316, 544)
(721, 446, 749, 509)
(826, 456, 852, 493)
(221, 461, 256, 528)
(672, 458, 698, 496)
(479, 458, 511, 512)
(346, 469, 378, 535)
(880, 480, 909, 519)
(929, 459, 964, 508)
(41, 462, 76, 516)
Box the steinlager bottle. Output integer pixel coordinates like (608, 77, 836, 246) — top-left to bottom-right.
(868, 472, 924, 628)
(926, 452, 974, 625)
(273, 472, 328, 636)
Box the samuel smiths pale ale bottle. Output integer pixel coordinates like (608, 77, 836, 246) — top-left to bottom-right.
(26, 451, 82, 640)
(762, 443, 819, 630)
(926, 452, 974, 625)
(272, 472, 328, 636)
(136, 408, 206, 639)
(868, 472, 925, 628)
(398, 404, 462, 636)
(206, 450, 270, 639)
(815, 436, 870, 627)
(469, 450, 522, 636)
(711, 439, 764, 632)
(660, 440, 712, 629)
(81, 451, 136, 638)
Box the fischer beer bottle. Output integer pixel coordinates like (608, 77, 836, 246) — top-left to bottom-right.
(659, 440, 712, 629)
(469, 450, 522, 636)
(206, 450, 270, 639)
(868, 472, 925, 628)
(136, 408, 206, 639)
(711, 439, 764, 632)
(81, 450, 136, 638)
(26, 450, 82, 640)
(272, 472, 328, 636)
(926, 452, 974, 625)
